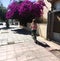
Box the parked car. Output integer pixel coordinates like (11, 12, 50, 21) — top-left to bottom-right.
(0, 22, 3, 25)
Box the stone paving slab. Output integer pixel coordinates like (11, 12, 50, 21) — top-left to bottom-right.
(0, 42, 59, 61)
(0, 30, 33, 46)
(37, 36, 60, 50)
(0, 26, 59, 61)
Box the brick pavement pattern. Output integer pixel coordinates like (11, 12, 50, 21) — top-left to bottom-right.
(0, 25, 59, 61)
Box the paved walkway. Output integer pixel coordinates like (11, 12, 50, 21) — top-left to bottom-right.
(0, 25, 59, 61)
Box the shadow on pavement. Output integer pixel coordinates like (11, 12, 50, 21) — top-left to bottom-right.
(0, 27, 16, 30)
(36, 40, 50, 48)
(11, 28, 31, 35)
(0, 27, 15, 30)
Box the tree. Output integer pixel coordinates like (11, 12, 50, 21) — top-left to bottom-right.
(6, 0, 46, 26)
(0, 3, 9, 28)
(0, 3, 6, 21)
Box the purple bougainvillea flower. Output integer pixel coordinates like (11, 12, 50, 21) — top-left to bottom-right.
(6, 1, 19, 19)
(18, 0, 46, 18)
(6, 11, 14, 19)
(8, 1, 18, 11)
(6, 0, 46, 20)
(18, 1, 33, 17)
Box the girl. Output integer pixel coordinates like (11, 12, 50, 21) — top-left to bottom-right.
(31, 19, 37, 43)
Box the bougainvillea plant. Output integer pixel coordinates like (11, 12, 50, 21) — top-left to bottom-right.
(6, 1, 19, 19)
(6, 0, 46, 23)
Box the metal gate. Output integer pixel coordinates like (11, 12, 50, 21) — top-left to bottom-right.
(47, 10, 60, 41)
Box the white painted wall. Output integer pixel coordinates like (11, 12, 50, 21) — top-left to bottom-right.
(43, 0, 51, 19)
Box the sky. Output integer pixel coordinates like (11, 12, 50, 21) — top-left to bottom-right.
(1, 0, 10, 8)
(1, 0, 36, 8)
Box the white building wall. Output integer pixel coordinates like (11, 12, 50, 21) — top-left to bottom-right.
(43, 0, 51, 19)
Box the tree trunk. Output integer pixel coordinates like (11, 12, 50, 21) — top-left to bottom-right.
(6, 20, 9, 28)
